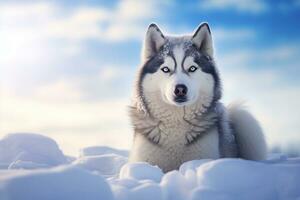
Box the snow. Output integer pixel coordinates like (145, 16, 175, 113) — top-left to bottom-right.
(80, 146, 129, 157)
(0, 133, 67, 169)
(0, 133, 300, 200)
(119, 162, 163, 182)
(73, 154, 127, 177)
(0, 166, 114, 200)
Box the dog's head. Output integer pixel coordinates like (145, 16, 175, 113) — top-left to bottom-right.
(137, 23, 221, 109)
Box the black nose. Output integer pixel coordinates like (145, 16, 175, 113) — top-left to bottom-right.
(174, 84, 188, 97)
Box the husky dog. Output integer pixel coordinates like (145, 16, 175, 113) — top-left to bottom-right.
(129, 23, 267, 172)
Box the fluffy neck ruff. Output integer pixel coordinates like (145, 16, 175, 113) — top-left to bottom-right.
(130, 91, 219, 145)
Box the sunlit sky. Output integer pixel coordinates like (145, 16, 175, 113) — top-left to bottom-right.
(0, 0, 300, 156)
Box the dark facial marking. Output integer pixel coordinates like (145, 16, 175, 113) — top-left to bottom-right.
(196, 55, 222, 102)
(182, 43, 222, 102)
(181, 55, 190, 76)
(169, 52, 177, 75)
(141, 55, 164, 75)
(137, 54, 164, 115)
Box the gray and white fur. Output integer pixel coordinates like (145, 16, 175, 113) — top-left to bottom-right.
(129, 23, 267, 172)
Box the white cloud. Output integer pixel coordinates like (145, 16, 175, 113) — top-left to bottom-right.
(0, 1, 153, 97)
(49, 0, 162, 42)
(199, 0, 269, 13)
(213, 28, 256, 42)
(99, 67, 126, 82)
(0, 3, 52, 65)
(46, 7, 111, 40)
(103, 0, 161, 41)
(215, 43, 300, 69)
(0, 0, 160, 45)
(164, 24, 256, 44)
(0, 2, 55, 19)
(116, 0, 159, 19)
(260, 45, 300, 61)
(33, 79, 83, 103)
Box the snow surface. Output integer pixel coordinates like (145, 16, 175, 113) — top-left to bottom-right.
(73, 154, 127, 177)
(0, 133, 299, 200)
(80, 146, 129, 157)
(0, 133, 67, 169)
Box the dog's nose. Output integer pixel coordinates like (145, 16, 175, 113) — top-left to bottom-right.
(174, 84, 188, 97)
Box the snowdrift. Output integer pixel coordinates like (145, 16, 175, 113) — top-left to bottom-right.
(0, 133, 299, 200)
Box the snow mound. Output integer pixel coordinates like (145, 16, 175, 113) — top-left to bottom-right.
(0, 133, 67, 169)
(73, 154, 127, 177)
(187, 159, 300, 199)
(0, 133, 300, 200)
(80, 146, 129, 157)
(0, 166, 114, 200)
(119, 162, 163, 182)
(111, 158, 300, 200)
(8, 160, 50, 169)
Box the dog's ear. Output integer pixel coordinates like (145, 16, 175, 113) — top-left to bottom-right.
(192, 23, 214, 58)
(142, 23, 165, 61)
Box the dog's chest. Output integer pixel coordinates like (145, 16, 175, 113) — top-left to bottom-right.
(159, 116, 219, 153)
(153, 107, 190, 145)
(130, 97, 221, 172)
(159, 120, 189, 153)
(130, 110, 220, 172)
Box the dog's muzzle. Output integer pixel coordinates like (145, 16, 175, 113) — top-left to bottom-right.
(174, 84, 188, 103)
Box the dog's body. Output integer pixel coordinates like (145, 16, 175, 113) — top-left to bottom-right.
(129, 23, 267, 172)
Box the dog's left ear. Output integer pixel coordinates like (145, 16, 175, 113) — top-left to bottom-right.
(192, 23, 214, 58)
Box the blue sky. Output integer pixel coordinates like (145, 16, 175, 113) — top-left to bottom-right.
(0, 0, 300, 155)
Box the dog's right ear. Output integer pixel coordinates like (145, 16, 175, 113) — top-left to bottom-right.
(192, 23, 214, 58)
(142, 23, 165, 61)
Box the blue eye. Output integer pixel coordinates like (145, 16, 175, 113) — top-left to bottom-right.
(161, 66, 170, 73)
(188, 66, 198, 72)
